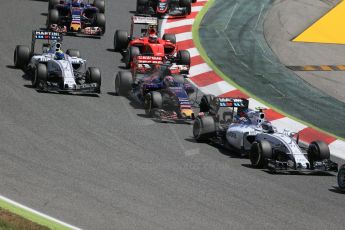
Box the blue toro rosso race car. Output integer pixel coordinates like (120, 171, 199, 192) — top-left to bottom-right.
(115, 56, 195, 122)
(48, 0, 105, 36)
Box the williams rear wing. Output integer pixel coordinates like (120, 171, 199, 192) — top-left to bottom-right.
(32, 31, 62, 41)
(217, 97, 249, 108)
(31, 30, 62, 54)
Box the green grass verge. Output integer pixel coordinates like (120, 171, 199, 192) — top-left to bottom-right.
(0, 198, 72, 230)
(192, 0, 345, 142)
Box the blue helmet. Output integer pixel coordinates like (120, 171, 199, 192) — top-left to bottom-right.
(55, 51, 65, 60)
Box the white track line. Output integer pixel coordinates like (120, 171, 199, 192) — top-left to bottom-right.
(199, 81, 237, 96)
(0, 195, 82, 230)
(164, 19, 195, 29)
(187, 47, 200, 58)
(176, 32, 193, 42)
(189, 63, 213, 77)
(329, 140, 345, 160)
(270, 117, 307, 133)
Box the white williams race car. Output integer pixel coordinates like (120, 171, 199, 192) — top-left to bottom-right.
(13, 31, 101, 94)
(193, 95, 338, 173)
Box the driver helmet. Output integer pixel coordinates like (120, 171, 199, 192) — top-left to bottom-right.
(163, 76, 176, 87)
(261, 121, 274, 133)
(55, 50, 65, 60)
(149, 34, 158, 43)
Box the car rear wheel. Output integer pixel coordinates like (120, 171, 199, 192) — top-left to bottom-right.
(115, 71, 133, 96)
(179, 0, 191, 7)
(144, 91, 163, 116)
(114, 30, 129, 52)
(93, 0, 105, 13)
(125, 46, 141, 69)
(250, 140, 272, 168)
(177, 50, 190, 66)
(162, 34, 176, 44)
(193, 116, 216, 142)
(86, 67, 102, 93)
(14, 45, 30, 69)
(338, 166, 345, 191)
(307, 140, 330, 162)
(33, 63, 47, 88)
(199, 94, 216, 113)
(93, 13, 106, 34)
(48, 9, 59, 25)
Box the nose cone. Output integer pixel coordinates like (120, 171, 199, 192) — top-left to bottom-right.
(181, 109, 194, 119)
(70, 23, 81, 32)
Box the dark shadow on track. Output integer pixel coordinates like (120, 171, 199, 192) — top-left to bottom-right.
(329, 187, 345, 194)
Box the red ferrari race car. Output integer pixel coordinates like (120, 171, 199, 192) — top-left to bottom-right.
(136, 0, 197, 18)
(113, 16, 190, 70)
(47, 0, 106, 37)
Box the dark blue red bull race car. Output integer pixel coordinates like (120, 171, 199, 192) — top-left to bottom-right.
(115, 56, 195, 122)
(47, 0, 105, 36)
(136, 0, 197, 18)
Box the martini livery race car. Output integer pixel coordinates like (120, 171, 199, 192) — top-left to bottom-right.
(115, 58, 194, 122)
(193, 95, 338, 173)
(13, 31, 101, 94)
(136, 0, 196, 17)
(338, 165, 345, 191)
(113, 16, 190, 70)
(48, 0, 106, 36)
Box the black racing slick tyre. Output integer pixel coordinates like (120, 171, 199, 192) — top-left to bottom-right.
(308, 140, 330, 161)
(94, 13, 106, 34)
(337, 166, 345, 191)
(86, 67, 102, 93)
(48, 9, 59, 25)
(115, 71, 133, 96)
(49, 0, 59, 10)
(14, 45, 30, 69)
(199, 94, 216, 113)
(179, 0, 191, 7)
(114, 30, 129, 52)
(125, 46, 141, 69)
(193, 116, 216, 142)
(144, 91, 163, 116)
(250, 140, 272, 168)
(177, 50, 190, 66)
(66, 49, 80, 58)
(162, 34, 176, 44)
(32, 64, 47, 88)
(94, 0, 105, 13)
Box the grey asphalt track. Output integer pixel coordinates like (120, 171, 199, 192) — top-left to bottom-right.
(199, 0, 345, 138)
(0, 0, 344, 229)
